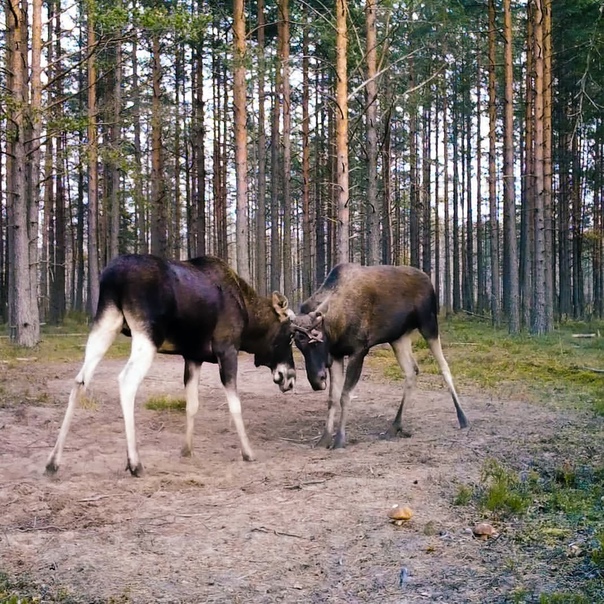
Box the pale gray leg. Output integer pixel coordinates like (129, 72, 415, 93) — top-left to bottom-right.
(317, 357, 344, 448)
(182, 360, 202, 457)
(45, 307, 123, 474)
(386, 334, 418, 437)
(428, 336, 469, 429)
(118, 333, 156, 476)
(333, 351, 367, 449)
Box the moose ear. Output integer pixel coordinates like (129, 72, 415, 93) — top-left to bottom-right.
(272, 291, 293, 322)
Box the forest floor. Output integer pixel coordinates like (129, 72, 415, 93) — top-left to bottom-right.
(0, 350, 603, 603)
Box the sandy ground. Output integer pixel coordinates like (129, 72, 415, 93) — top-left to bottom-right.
(0, 352, 598, 603)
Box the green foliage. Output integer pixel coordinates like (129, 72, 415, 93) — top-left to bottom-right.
(478, 459, 532, 517)
(453, 483, 473, 506)
(455, 457, 604, 602)
(144, 395, 186, 411)
(1, 316, 131, 364)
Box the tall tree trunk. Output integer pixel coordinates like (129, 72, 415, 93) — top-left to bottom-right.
(488, 0, 501, 325)
(301, 18, 312, 298)
(6, 0, 40, 345)
(503, 0, 519, 332)
(233, 0, 249, 280)
(381, 103, 393, 264)
(335, 0, 349, 263)
(543, 0, 554, 324)
(422, 106, 431, 276)
(109, 29, 121, 260)
(132, 31, 146, 253)
(530, 0, 548, 334)
(255, 0, 267, 294)
(280, 0, 292, 294)
(464, 99, 474, 312)
(443, 89, 452, 315)
(270, 71, 282, 291)
(87, 7, 100, 315)
(194, 39, 206, 257)
(365, 0, 379, 265)
(150, 33, 167, 257)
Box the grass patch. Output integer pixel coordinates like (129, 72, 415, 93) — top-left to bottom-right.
(1, 315, 131, 364)
(369, 316, 604, 415)
(144, 395, 186, 412)
(457, 457, 604, 601)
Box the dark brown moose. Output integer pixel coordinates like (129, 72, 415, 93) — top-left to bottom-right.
(46, 254, 296, 476)
(292, 263, 469, 449)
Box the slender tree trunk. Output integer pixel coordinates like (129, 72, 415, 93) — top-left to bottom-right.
(488, 0, 501, 325)
(365, 0, 379, 265)
(301, 18, 312, 298)
(109, 29, 121, 260)
(503, 0, 520, 332)
(422, 106, 431, 276)
(256, 0, 267, 294)
(530, 0, 548, 334)
(194, 39, 206, 256)
(443, 90, 452, 315)
(87, 8, 100, 315)
(6, 0, 40, 345)
(233, 0, 250, 280)
(270, 71, 282, 291)
(132, 31, 146, 253)
(335, 0, 349, 263)
(150, 33, 167, 257)
(464, 100, 474, 312)
(381, 103, 393, 264)
(280, 0, 292, 294)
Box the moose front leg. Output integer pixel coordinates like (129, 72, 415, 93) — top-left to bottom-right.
(333, 351, 367, 449)
(317, 357, 344, 448)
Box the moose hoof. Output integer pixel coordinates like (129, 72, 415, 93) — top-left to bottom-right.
(332, 432, 346, 449)
(126, 460, 144, 477)
(241, 450, 256, 462)
(44, 460, 59, 475)
(316, 431, 333, 449)
(181, 445, 192, 458)
(382, 426, 413, 440)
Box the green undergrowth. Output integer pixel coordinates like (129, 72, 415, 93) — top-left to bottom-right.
(0, 314, 131, 363)
(144, 394, 186, 412)
(0, 571, 131, 604)
(454, 458, 604, 602)
(370, 316, 604, 415)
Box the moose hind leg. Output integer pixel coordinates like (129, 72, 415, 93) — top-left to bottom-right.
(182, 360, 202, 457)
(45, 306, 123, 474)
(317, 357, 345, 449)
(385, 334, 418, 438)
(427, 336, 469, 429)
(118, 333, 156, 476)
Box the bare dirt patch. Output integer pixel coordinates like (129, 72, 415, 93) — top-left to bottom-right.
(0, 354, 599, 603)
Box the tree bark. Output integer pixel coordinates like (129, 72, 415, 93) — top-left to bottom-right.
(503, 0, 519, 331)
(233, 0, 250, 280)
(365, 0, 379, 265)
(335, 0, 349, 263)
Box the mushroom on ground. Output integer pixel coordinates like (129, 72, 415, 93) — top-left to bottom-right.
(472, 522, 498, 540)
(388, 505, 414, 526)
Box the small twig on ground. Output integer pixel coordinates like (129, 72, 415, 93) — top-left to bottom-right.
(572, 333, 597, 338)
(581, 366, 604, 374)
(251, 526, 307, 539)
(284, 479, 327, 490)
(16, 525, 66, 532)
(78, 494, 113, 503)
